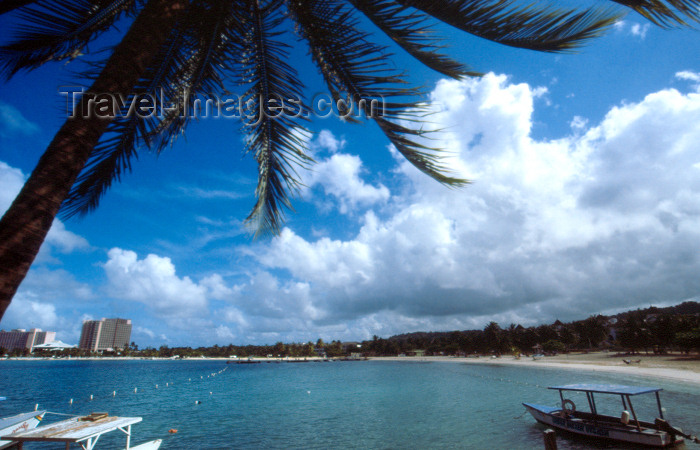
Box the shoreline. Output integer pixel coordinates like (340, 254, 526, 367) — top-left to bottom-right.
(4, 352, 700, 385)
(368, 352, 700, 385)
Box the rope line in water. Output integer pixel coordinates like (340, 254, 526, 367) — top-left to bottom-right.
(33, 365, 230, 410)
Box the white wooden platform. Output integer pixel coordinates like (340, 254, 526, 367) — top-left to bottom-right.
(1, 415, 143, 450)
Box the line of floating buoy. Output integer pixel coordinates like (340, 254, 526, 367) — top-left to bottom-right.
(50, 365, 230, 409)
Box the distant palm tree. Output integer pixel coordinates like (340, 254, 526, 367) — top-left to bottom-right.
(0, 0, 698, 319)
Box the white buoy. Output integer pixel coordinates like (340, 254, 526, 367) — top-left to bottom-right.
(134, 387, 138, 393)
(113, 391, 116, 397)
(166, 383, 169, 387)
(70, 399, 73, 405)
(34, 404, 38, 411)
(156, 384, 158, 389)
(209, 392, 212, 395)
(90, 394, 93, 400)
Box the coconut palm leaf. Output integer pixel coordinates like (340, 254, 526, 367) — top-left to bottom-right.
(0, 0, 42, 15)
(611, 0, 700, 26)
(61, 0, 242, 217)
(348, 0, 477, 79)
(287, 0, 467, 187)
(238, 0, 311, 236)
(397, 0, 621, 52)
(0, 0, 138, 77)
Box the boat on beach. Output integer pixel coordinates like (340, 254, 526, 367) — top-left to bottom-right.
(1, 412, 161, 450)
(0, 411, 46, 449)
(523, 383, 697, 448)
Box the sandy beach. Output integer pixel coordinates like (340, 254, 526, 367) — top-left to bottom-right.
(369, 352, 700, 385)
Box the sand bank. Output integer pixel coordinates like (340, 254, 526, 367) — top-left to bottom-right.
(369, 352, 700, 385)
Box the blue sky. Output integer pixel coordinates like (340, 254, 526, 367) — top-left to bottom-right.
(2, 6, 700, 347)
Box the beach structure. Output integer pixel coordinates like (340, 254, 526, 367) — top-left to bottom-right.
(1, 413, 161, 449)
(0, 329, 55, 353)
(79, 318, 132, 352)
(32, 341, 77, 352)
(523, 383, 696, 447)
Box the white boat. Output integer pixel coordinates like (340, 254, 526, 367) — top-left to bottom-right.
(523, 383, 698, 447)
(0, 411, 46, 449)
(1, 412, 161, 450)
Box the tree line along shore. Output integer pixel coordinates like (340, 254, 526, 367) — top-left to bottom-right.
(4, 302, 699, 360)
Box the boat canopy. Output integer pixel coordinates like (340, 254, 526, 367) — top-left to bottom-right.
(548, 384, 662, 395)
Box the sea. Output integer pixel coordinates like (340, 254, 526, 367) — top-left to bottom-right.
(1, 359, 699, 449)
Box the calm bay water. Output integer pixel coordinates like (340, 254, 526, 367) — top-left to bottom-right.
(1, 359, 699, 449)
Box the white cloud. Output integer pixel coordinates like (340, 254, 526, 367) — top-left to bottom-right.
(302, 130, 390, 213)
(312, 129, 346, 153)
(0, 101, 39, 137)
(676, 71, 700, 89)
(630, 23, 650, 39)
(103, 248, 209, 318)
(45, 220, 90, 253)
(8, 71, 700, 344)
(236, 73, 700, 336)
(0, 161, 89, 262)
(132, 326, 154, 340)
(0, 162, 25, 210)
(614, 21, 650, 39)
(3, 298, 59, 329)
(215, 325, 236, 340)
(570, 116, 588, 131)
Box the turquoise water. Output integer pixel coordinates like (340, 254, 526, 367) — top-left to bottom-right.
(1, 360, 698, 449)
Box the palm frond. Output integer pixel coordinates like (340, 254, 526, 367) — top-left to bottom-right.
(0, 0, 138, 77)
(61, 0, 243, 218)
(348, 0, 477, 79)
(396, 0, 621, 52)
(238, 0, 311, 237)
(144, 0, 242, 152)
(287, 0, 467, 187)
(61, 2, 197, 218)
(611, 0, 700, 26)
(0, 0, 42, 16)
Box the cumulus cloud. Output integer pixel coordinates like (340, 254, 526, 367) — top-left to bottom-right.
(8, 72, 700, 344)
(3, 298, 59, 329)
(0, 161, 89, 262)
(236, 73, 700, 337)
(103, 248, 209, 318)
(312, 129, 346, 153)
(301, 130, 390, 213)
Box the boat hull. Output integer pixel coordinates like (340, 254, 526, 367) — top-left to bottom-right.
(523, 403, 681, 448)
(125, 439, 162, 450)
(0, 411, 45, 449)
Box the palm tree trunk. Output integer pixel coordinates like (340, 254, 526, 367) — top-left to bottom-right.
(0, 0, 187, 320)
